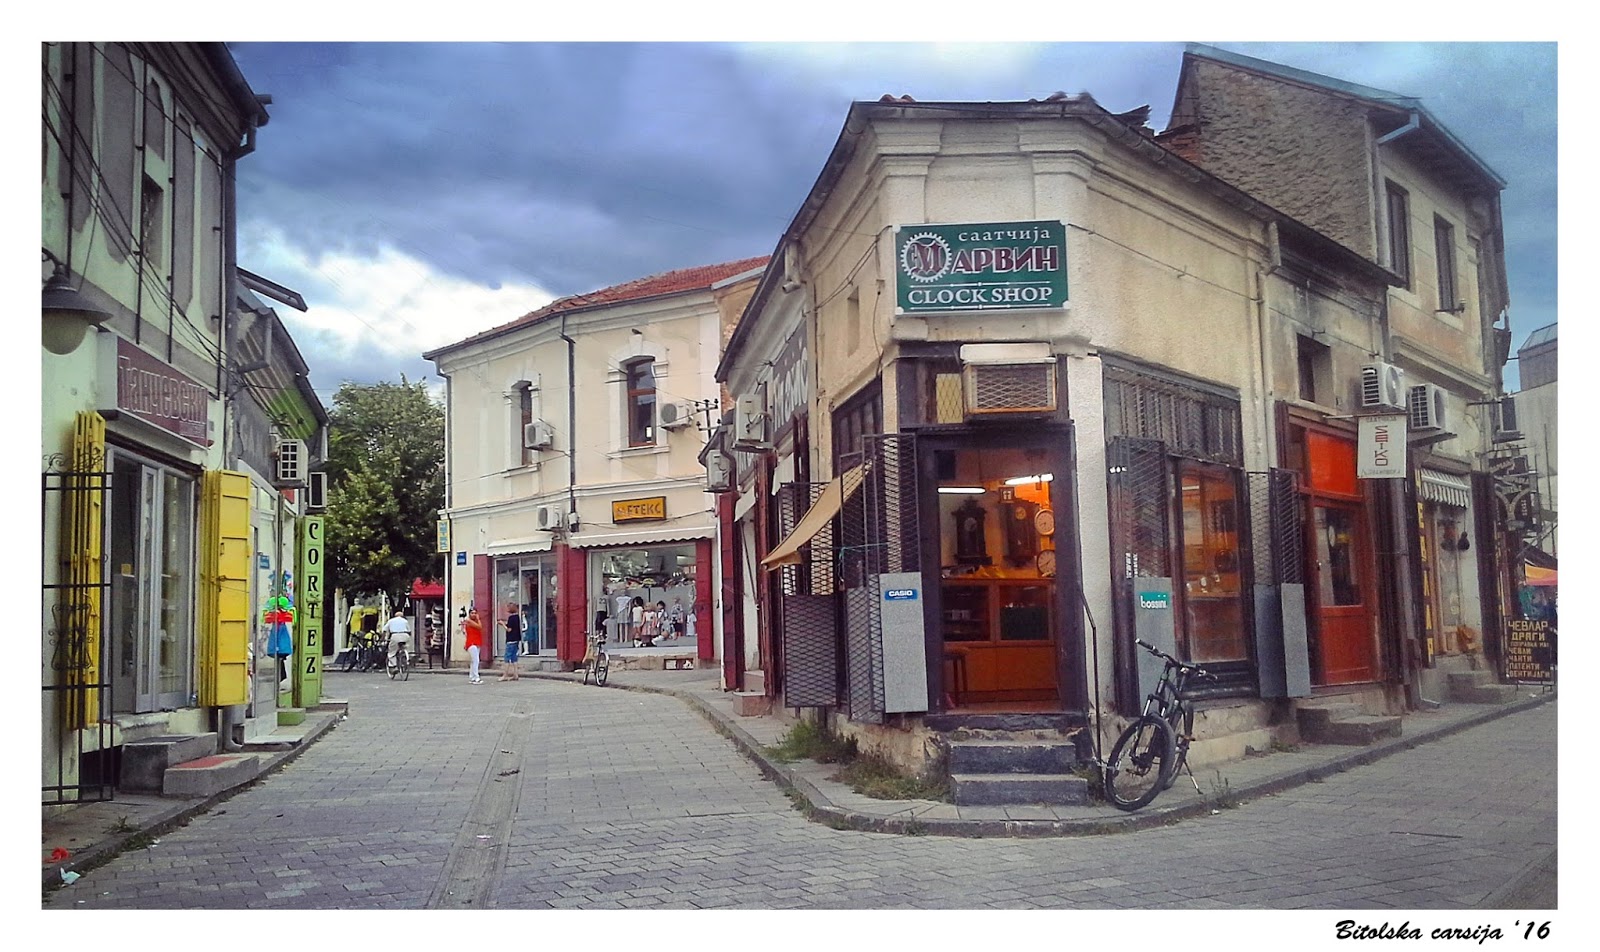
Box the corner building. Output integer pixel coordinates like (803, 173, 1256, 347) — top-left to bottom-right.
(715, 47, 1514, 782)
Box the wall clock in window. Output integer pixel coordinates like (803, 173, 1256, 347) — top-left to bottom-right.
(1034, 507, 1056, 537)
(1036, 549, 1057, 577)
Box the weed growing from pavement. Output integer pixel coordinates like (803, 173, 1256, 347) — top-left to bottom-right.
(766, 721, 951, 802)
(108, 815, 134, 834)
(1205, 772, 1240, 810)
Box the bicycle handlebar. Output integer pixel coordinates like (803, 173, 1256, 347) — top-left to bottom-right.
(1134, 639, 1215, 680)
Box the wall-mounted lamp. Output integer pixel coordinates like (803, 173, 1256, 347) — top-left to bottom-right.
(42, 259, 110, 356)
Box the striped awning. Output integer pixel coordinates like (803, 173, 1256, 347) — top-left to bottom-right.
(1419, 468, 1472, 509)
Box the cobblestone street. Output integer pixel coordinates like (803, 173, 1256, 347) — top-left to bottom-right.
(44, 672, 1557, 913)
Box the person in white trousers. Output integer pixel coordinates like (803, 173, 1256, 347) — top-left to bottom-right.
(462, 608, 486, 683)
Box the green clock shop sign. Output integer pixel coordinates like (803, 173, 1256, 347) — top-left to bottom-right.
(895, 220, 1067, 315)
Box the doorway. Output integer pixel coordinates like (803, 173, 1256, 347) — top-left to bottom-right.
(107, 450, 196, 713)
(934, 444, 1062, 709)
(1309, 500, 1378, 683)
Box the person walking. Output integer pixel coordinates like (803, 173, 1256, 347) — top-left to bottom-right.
(498, 607, 523, 681)
(463, 608, 485, 684)
(384, 608, 412, 671)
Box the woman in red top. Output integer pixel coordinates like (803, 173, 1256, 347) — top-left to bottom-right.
(463, 608, 486, 684)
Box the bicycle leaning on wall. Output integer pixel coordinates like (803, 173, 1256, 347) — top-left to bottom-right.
(1102, 639, 1215, 811)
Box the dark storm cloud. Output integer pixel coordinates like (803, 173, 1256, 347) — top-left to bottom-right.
(227, 41, 1555, 391)
(231, 42, 832, 294)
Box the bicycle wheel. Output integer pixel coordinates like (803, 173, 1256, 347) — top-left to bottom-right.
(1104, 715, 1176, 811)
(400, 651, 410, 681)
(594, 653, 609, 687)
(387, 653, 398, 680)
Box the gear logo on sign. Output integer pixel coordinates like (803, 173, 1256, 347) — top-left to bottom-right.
(901, 232, 952, 283)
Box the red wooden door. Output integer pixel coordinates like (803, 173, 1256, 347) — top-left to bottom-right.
(1309, 501, 1378, 683)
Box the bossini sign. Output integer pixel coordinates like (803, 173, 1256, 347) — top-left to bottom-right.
(895, 220, 1068, 315)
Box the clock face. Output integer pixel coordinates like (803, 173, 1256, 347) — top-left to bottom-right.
(1036, 549, 1057, 577)
(1034, 507, 1056, 536)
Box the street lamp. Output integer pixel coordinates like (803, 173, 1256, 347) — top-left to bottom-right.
(42, 258, 110, 356)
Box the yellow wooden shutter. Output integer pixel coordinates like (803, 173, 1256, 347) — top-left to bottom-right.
(198, 471, 252, 706)
(61, 411, 107, 730)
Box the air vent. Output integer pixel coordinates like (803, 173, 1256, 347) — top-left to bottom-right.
(705, 451, 734, 493)
(733, 393, 768, 449)
(1360, 362, 1406, 410)
(1493, 394, 1523, 444)
(523, 421, 554, 450)
(276, 439, 308, 484)
(961, 361, 1057, 417)
(1408, 383, 1449, 432)
(660, 401, 695, 429)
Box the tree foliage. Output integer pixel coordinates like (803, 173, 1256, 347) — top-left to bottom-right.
(323, 377, 444, 605)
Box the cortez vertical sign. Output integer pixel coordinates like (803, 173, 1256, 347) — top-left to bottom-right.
(296, 516, 325, 707)
(895, 220, 1068, 314)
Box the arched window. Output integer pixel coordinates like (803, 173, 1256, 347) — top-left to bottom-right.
(626, 359, 656, 447)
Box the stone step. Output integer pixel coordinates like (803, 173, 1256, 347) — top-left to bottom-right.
(161, 753, 261, 798)
(950, 772, 1090, 806)
(1310, 713, 1402, 746)
(1447, 671, 1521, 704)
(120, 733, 219, 793)
(1294, 702, 1361, 734)
(277, 708, 306, 726)
(948, 739, 1080, 775)
(733, 691, 771, 717)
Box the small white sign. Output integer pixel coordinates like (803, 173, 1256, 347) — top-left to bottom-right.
(1357, 414, 1408, 479)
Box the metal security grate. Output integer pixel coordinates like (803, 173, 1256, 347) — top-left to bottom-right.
(1106, 436, 1171, 713)
(775, 480, 839, 708)
(1245, 470, 1304, 581)
(962, 362, 1057, 415)
(1103, 364, 1243, 465)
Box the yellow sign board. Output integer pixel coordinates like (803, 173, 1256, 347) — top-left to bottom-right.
(612, 496, 667, 523)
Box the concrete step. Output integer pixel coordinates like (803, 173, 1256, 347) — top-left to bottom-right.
(1294, 702, 1361, 734)
(161, 753, 261, 798)
(1310, 714, 1402, 746)
(948, 739, 1080, 775)
(1447, 671, 1521, 704)
(733, 691, 772, 717)
(950, 772, 1090, 806)
(277, 708, 306, 726)
(120, 733, 219, 793)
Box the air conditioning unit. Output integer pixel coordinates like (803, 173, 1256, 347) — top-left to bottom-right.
(1408, 383, 1449, 432)
(961, 361, 1057, 417)
(704, 451, 734, 493)
(306, 471, 328, 510)
(275, 439, 308, 484)
(733, 393, 768, 449)
(1360, 362, 1406, 410)
(1493, 394, 1524, 444)
(523, 421, 554, 450)
(536, 505, 562, 531)
(659, 401, 695, 430)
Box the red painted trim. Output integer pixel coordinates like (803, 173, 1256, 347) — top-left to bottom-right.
(556, 543, 588, 663)
(719, 492, 742, 690)
(695, 537, 715, 661)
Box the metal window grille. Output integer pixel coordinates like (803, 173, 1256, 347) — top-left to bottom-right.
(1106, 436, 1171, 713)
(1247, 469, 1304, 586)
(1103, 364, 1243, 466)
(42, 450, 115, 806)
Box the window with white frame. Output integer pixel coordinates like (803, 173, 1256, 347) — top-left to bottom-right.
(625, 359, 656, 447)
(514, 381, 536, 466)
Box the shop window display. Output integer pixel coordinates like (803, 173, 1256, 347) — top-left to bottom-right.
(598, 544, 698, 647)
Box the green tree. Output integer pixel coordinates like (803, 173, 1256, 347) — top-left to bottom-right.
(323, 377, 444, 606)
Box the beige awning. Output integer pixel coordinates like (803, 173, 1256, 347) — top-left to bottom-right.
(761, 466, 863, 569)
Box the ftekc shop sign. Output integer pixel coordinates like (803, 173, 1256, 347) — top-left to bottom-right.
(895, 220, 1068, 315)
(613, 496, 667, 524)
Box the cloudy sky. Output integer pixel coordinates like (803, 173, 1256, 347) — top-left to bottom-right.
(222, 40, 1558, 402)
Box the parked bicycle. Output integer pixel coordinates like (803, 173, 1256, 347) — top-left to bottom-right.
(581, 630, 609, 686)
(1103, 638, 1215, 811)
(339, 631, 382, 672)
(387, 640, 411, 681)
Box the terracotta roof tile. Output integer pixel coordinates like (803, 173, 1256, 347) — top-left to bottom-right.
(433, 255, 768, 356)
